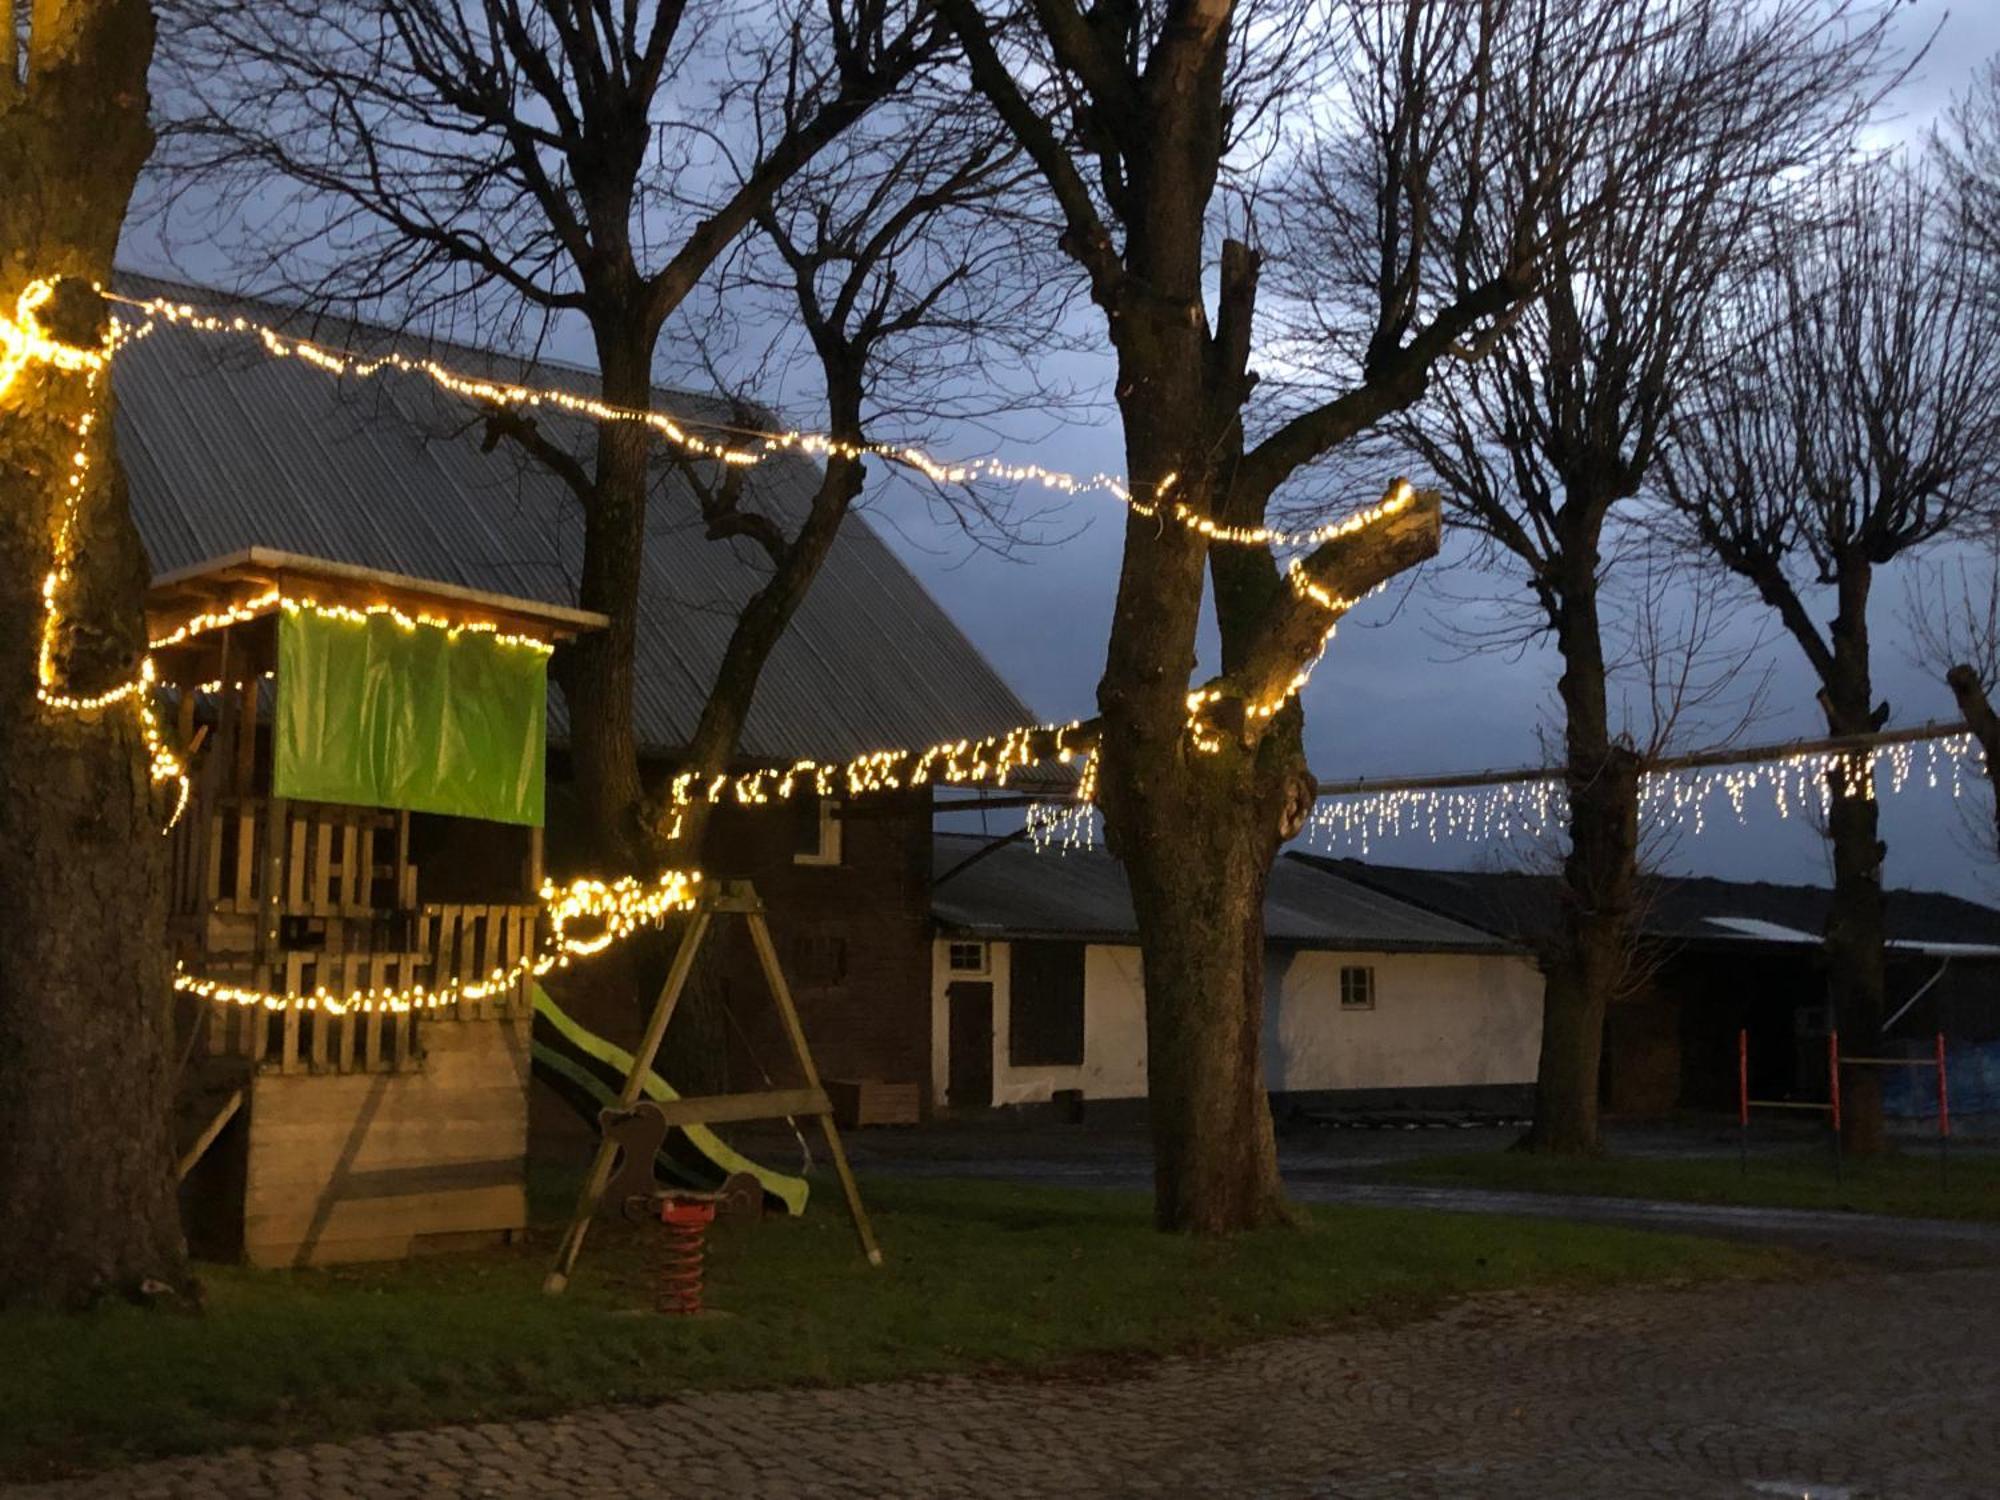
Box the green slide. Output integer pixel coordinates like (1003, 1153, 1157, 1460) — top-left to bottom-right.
(529, 983, 809, 1216)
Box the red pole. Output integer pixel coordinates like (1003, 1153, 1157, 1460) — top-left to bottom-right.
(1827, 1029, 1841, 1134)
(1937, 1032, 1951, 1139)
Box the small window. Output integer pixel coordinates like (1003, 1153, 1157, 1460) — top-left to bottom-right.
(1339, 965, 1376, 1011)
(790, 932, 848, 989)
(947, 940, 990, 976)
(792, 795, 843, 866)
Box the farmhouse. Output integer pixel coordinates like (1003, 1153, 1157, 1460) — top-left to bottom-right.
(113, 273, 1044, 1261)
(929, 833, 1545, 1113)
(1305, 855, 2000, 1117)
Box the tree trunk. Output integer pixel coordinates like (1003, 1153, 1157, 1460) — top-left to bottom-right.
(1119, 784, 1291, 1231)
(0, 0, 191, 1306)
(560, 329, 658, 868)
(1522, 528, 1639, 1155)
(1821, 561, 1887, 1154)
(1095, 392, 1291, 1233)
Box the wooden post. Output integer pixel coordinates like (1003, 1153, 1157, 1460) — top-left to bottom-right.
(542, 909, 712, 1294)
(742, 892, 883, 1267)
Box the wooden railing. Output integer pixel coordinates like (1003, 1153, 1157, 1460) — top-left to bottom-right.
(422, 902, 539, 1022)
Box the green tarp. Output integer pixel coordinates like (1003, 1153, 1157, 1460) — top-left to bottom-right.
(275, 606, 547, 826)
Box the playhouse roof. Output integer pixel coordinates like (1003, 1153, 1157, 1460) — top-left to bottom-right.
(113, 272, 1040, 765)
(931, 833, 1520, 954)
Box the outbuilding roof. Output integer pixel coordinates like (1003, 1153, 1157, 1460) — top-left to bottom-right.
(113, 273, 1039, 764)
(932, 834, 1520, 953)
(1293, 854, 2000, 958)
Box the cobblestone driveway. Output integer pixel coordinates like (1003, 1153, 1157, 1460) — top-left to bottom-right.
(10, 1267, 1995, 1500)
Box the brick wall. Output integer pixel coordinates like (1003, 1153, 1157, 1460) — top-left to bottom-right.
(703, 787, 935, 1111)
(530, 776, 936, 1156)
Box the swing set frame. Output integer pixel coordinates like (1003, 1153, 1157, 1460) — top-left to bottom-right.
(542, 879, 882, 1294)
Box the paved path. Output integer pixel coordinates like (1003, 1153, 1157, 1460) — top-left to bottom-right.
(1290, 1180, 2000, 1267)
(12, 1267, 1997, 1499)
(847, 1151, 2000, 1267)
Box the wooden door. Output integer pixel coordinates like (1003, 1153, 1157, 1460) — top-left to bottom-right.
(947, 981, 993, 1111)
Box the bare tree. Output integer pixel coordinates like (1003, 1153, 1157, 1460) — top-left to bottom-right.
(1936, 53, 2000, 294)
(1374, 0, 1886, 1154)
(933, 0, 1797, 1230)
(0, 0, 192, 1305)
(1904, 554, 2000, 857)
(1662, 163, 2000, 1150)
(154, 0, 953, 866)
(662, 101, 1056, 800)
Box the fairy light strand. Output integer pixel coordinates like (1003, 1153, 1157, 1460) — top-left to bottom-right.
(98, 285, 1411, 553)
(1307, 734, 1983, 855)
(8, 280, 196, 830)
(172, 868, 702, 1015)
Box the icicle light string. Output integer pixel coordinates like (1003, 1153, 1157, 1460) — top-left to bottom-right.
(1307, 733, 1984, 855)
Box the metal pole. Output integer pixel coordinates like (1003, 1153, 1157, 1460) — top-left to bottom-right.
(1828, 1029, 1843, 1187)
(1937, 1032, 1951, 1194)
(1738, 1028, 1750, 1177)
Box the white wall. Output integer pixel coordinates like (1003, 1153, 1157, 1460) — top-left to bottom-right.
(1263, 949, 1543, 1094)
(931, 940, 1149, 1107)
(932, 939, 1541, 1105)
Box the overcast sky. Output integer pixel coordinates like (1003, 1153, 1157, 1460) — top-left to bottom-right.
(122, 0, 2000, 901)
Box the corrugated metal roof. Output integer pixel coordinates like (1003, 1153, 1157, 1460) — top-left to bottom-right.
(932, 834, 1519, 952)
(1296, 854, 2000, 953)
(112, 272, 1039, 763)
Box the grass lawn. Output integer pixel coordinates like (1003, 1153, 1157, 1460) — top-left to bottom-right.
(0, 1175, 1789, 1482)
(1375, 1145, 2000, 1222)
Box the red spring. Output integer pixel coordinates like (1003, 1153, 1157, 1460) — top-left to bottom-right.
(654, 1197, 716, 1315)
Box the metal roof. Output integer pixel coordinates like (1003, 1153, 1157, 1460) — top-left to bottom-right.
(932, 834, 1520, 952)
(1295, 854, 2000, 956)
(112, 273, 1039, 763)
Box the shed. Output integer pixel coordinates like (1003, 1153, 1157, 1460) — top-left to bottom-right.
(1301, 854, 2000, 1116)
(929, 835, 1544, 1113)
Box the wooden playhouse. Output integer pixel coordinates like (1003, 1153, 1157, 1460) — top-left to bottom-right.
(150, 549, 606, 1267)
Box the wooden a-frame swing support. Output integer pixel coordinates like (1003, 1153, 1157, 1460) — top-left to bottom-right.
(543, 880, 882, 1294)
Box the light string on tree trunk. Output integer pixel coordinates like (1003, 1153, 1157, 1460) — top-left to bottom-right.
(12, 284, 195, 828)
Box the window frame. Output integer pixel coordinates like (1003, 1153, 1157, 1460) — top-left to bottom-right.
(946, 940, 991, 977)
(792, 794, 844, 867)
(1339, 964, 1377, 1012)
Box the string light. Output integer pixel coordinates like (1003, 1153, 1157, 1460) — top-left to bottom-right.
(172, 868, 703, 1014)
(102, 285, 1413, 554)
(1026, 748, 1100, 852)
(0, 279, 111, 398)
(664, 718, 1091, 817)
(1307, 734, 1983, 854)
(13, 300, 195, 831)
